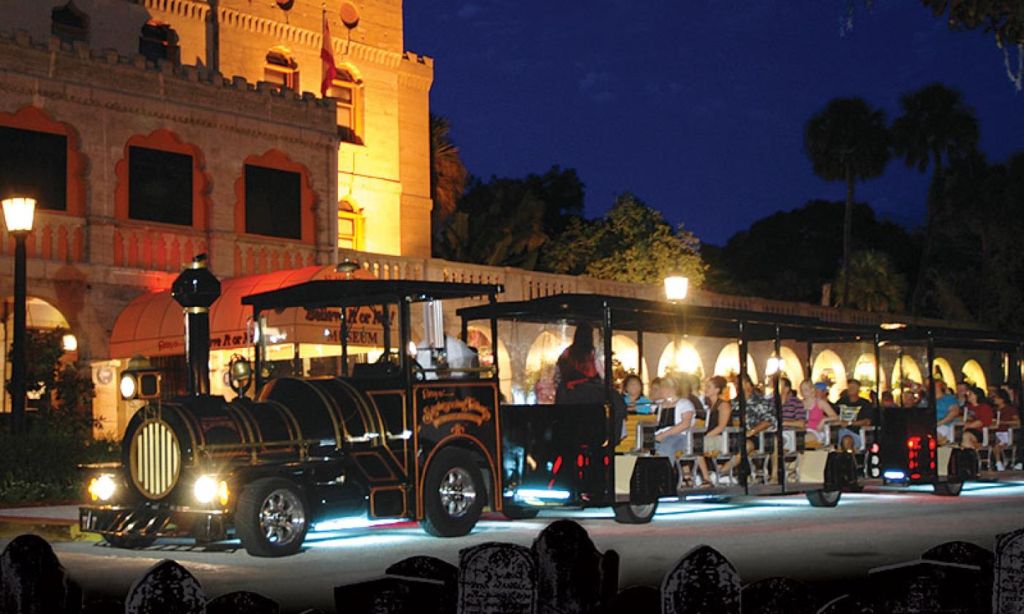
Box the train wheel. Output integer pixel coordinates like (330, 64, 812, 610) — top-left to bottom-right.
(501, 500, 540, 520)
(236, 477, 309, 557)
(612, 501, 658, 524)
(933, 480, 964, 497)
(420, 448, 485, 537)
(102, 534, 157, 550)
(806, 489, 841, 507)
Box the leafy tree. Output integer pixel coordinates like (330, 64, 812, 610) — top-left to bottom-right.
(429, 114, 468, 231)
(920, 1, 1024, 90)
(6, 327, 96, 438)
(543, 193, 706, 285)
(433, 166, 585, 269)
(833, 250, 907, 312)
(804, 97, 891, 308)
(704, 200, 917, 305)
(891, 83, 979, 315)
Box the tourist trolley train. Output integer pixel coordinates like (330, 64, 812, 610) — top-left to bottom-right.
(80, 260, 1023, 556)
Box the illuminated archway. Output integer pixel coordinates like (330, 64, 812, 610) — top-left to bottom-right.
(765, 346, 803, 385)
(611, 334, 649, 386)
(658, 340, 704, 379)
(811, 349, 847, 402)
(933, 358, 957, 388)
(891, 355, 923, 396)
(1, 297, 72, 414)
(852, 353, 879, 392)
(961, 359, 988, 391)
(468, 326, 512, 400)
(714, 342, 757, 380)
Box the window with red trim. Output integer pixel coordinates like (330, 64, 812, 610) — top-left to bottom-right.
(128, 146, 193, 226)
(0, 106, 85, 217)
(244, 165, 301, 239)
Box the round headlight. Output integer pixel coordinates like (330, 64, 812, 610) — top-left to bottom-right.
(119, 374, 137, 400)
(194, 476, 218, 504)
(88, 475, 117, 502)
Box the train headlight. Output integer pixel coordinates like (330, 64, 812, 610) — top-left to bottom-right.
(88, 475, 117, 502)
(119, 374, 137, 400)
(194, 476, 229, 506)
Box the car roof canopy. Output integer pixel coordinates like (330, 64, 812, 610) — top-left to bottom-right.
(243, 280, 503, 313)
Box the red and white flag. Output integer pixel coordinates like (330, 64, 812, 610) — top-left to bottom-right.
(320, 11, 337, 98)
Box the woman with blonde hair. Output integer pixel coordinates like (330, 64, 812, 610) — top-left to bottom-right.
(800, 379, 838, 445)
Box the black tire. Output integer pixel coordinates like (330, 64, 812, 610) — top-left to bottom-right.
(933, 480, 964, 497)
(420, 448, 485, 537)
(235, 477, 309, 557)
(806, 489, 841, 508)
(612, 501, 658, 524)
(102, 534, 157, 550)
(501, 501, 539, 520)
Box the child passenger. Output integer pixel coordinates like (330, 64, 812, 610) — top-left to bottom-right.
(623, 374, 655, 414)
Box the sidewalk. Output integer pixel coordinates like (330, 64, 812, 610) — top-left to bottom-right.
(0, 504, 98, 542)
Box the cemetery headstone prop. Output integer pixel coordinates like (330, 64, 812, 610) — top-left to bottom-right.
(458, 542, 537, 614)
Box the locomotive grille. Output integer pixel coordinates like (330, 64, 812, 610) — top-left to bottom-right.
(130, 419, 181, 499)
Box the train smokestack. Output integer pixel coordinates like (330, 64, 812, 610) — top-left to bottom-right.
(172, 254, 221, 396)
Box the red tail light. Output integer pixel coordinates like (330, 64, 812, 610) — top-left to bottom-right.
(870, 443, 880, 454)
(576, 454, 585, 468)
(552, 456, 563, 475)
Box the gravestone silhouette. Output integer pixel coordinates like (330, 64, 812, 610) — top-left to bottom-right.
(0, 533, 81, 614)
(994, 528, 1024, 614)
(532, 520, 617, 614)
(863, 559, 984, 614)
(608, 585, 659, 614)
(335, 576, 447, 614)
(80, 599, 123, 614)
(206, 590, 280, 613)
(815, 595, 854, 614)
(741, 577, 814, 614)
(386, 555, 457, 613)
(458, 542, 536, 614)
(662, 545, 741, 614)
(923, 539, 995, 613)
(125, 559, 206, 614)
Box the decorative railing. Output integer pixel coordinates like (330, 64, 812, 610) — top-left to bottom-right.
(0, 212, 85, 263)
(113, 225, 207, 272)
(233, 237, 317, 277)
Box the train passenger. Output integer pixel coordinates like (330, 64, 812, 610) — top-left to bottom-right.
(881, 390, 897, 409)
(623, 374, 655, 415)
(935, 381, 961, 443)
(554, 323, 601, 403)
(553, 323, 627, 441)
(800, 380, 838, 446)
(961, 386, 995, 451)
(833, 379, 878, 452)
(722, 374, 775, 475)
(991, 389, 1020, 471)
(654, 376, 697, 487)
(779, 377, 805, 430)
(696, 375, 732, 487)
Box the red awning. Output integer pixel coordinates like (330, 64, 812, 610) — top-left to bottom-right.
(109, 265, 373, 358)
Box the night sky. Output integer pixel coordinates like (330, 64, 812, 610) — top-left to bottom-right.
(404, 1, 1024, 246)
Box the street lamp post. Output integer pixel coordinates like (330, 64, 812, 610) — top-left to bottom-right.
(3, 197, 36, 435)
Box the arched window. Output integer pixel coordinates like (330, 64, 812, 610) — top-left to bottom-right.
(332, 66, 363, 144)
(51, 1, 89, 44)
(264, 47, 299, 92)
(337, 198, 365, 250)
(139, 20, 180, 65)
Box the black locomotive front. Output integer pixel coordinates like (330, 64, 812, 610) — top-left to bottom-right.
(81, 257, 506, 556)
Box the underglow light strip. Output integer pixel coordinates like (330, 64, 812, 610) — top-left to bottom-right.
(311, 517, 406, 532)
(883, 470, 907, 481)
(515, 488, 571, 501)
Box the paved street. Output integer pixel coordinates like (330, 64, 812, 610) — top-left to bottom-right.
(3, 481, 1023, 612)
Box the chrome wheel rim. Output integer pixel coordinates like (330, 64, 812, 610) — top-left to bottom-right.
(438, 467, 477, 518)
(259, 489, 305, 546)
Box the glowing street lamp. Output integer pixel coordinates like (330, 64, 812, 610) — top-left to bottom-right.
(664, 274, 689, 302)
(3, 197, 36, 434)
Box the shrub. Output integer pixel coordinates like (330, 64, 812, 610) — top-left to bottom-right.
(0, 432, 118, 504)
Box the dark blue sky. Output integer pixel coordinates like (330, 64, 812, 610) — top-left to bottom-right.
(404, 1, 1024, 246)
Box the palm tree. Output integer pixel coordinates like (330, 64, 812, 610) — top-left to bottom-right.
(805, 97, 891, 308)
(890, 83, 979, 315)
(833, 249, 907, 313)
(429, 114, 468, 231)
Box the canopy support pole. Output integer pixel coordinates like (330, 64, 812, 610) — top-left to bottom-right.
(737, 321, 750, 490)
(773, 326, 785, 490)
